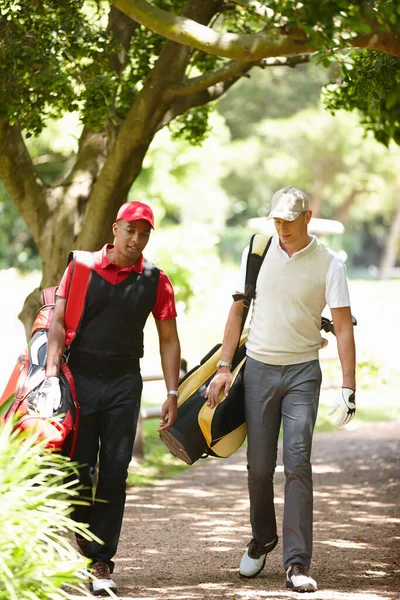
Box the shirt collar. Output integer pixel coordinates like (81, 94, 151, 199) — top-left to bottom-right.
(274, 234, 316, 258)
(100, 244, 144, 273)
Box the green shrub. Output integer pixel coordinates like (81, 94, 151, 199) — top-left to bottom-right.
(0, 420, 94, 600)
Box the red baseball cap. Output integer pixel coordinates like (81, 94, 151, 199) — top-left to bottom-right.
(116, 201, 155, 229)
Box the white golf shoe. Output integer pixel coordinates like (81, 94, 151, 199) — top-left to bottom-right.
(90, 561, 117, 596)
(286, 563, 317, 592)
(239, 537, 278, 578)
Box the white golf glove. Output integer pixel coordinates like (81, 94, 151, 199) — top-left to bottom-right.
(328, 387, 356, 427)
(35, 376, 62, 417)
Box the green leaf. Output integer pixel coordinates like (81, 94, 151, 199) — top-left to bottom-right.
(356, 22, 372, 35)
(0, 421, 95, 599)
(385, 90, 398, 110)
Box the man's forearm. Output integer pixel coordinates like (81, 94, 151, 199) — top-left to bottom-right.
(219, 300, 244, 364)
(45, 320, 66, 377)
(336, 328, 356, 390)
(159, 339, 181, 391)
(205, 300, 244, 406)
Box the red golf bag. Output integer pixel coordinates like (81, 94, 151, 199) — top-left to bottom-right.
(0, 251, 93, 457)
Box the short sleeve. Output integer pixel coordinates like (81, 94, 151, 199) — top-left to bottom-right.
(235, 246, 249, 294)
(153, 270, 177, 320)
(326, 257, 351, 308)
(56, 263, 73, 299)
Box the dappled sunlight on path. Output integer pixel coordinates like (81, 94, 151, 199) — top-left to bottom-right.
(113, 421, 399, 599)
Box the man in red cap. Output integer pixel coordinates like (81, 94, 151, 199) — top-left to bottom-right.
(44, 201, 181, 595)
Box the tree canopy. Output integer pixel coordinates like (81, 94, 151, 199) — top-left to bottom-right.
(113, 0, 400, 147)
(113, 0, 400, 60)
(2, 1, 400, 143)
(1, 0, 400, 331)
(324, 50, 400, 147)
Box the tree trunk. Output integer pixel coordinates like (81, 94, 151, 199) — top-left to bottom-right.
(332, 189, 359, 223)
(378, 196, 400, 280)
(308, 176, 324, 217)
(13, 0, 231, 335)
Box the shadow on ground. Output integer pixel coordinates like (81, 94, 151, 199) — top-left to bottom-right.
(114, 421, 399, 600)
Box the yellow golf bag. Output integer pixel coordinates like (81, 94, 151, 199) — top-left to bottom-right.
(159, 234, 272, 465)
(160, 332, 248, 465)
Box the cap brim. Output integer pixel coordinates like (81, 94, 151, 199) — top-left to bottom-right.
(117, 216, 154, 228)
(267, 211, 301, 222)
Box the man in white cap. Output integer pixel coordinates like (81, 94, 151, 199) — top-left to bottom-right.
(206, 186, 356, 592)
(44, 201, 181, 595)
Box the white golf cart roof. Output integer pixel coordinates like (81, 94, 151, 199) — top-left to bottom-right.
(248, 216, 345, 236)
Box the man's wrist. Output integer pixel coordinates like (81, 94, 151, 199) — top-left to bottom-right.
(216, 366, 231, 374)
(167, 389, 179, 398)
(45, 365, 60, 378)
(216, 359, 232, 370)
(45, 373, 59, 380)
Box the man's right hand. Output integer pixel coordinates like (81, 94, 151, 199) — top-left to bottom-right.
(205, 369, 232, 408)
(328, 387, 356, 427)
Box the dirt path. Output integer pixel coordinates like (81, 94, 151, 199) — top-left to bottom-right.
(114, 421, 399, 600)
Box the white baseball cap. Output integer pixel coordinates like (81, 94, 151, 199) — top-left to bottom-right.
(267, 186, 310, 221)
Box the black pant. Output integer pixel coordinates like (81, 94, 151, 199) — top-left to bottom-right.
(69, 364, 142, 569)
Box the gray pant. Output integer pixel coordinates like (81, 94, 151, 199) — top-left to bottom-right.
(243, 356, 322, 569)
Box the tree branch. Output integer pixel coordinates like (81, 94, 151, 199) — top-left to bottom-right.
(351, 28, 400, 58)
(113, 0, 311, 60)
(158, 78, 243, 130)
(107, 5, 139, 78)
(168, 53, 311, 98)
(112, 0, 400, 59)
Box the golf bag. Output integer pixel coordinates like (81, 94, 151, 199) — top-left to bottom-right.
(159, 235, 272, 465)
(160, 332, 248, 465)
(0, 251, 93, 457)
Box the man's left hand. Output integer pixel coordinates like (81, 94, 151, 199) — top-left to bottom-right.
(157, 395, 178, 431)
(328, 387, 356, 427)
(35, 376, 62, 417)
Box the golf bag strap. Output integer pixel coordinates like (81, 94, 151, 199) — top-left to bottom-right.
(239, 234, 272, 331)
(43, 286, 57, 305)
(64, 250, 94, 346)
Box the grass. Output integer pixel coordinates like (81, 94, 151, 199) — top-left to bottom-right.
(128, 354, 400, 486)
(315, 399, 400, 433)
(127, 419, 188, 487)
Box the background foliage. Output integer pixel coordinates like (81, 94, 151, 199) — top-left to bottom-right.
(1, 59, 400, 281)
(0, 0, 399, 297)
(324, 51, 400, 147)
